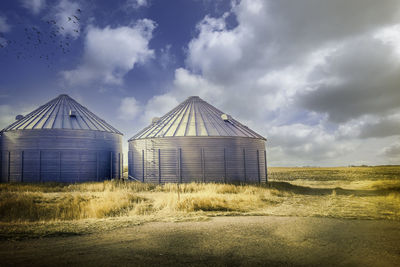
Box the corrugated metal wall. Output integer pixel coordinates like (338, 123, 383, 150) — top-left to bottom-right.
(129, 137, 267, 183)
(0, 129, 122, 183)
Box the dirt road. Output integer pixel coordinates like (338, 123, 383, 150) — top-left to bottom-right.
(1, 216, 399, 266)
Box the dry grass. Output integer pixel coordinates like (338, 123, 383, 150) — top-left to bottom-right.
(0, 166, 399, 239)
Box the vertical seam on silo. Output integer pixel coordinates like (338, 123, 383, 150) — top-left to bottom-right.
(142, 150, 144, 182)
(130, 151, 133, 177)
(158, 149, 161, 184)
(243, 148, 246, 182)
(178, 148, 182, 183)
(264, 150, 268, 183)
(201, 148, 205, 182)
(224, 148, 227, 183)
(257, 150, 260, 183)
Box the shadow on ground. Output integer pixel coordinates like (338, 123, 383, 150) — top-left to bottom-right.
(266, 181, 400, 197)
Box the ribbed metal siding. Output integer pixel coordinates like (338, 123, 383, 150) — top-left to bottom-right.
(129, 137, 267, 183)
(0, 129, 122, 183)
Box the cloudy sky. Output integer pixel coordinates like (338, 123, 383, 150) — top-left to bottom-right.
(0, 0, 399, 166)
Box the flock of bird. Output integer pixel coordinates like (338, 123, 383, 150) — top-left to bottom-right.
(0, 8, 82, 68)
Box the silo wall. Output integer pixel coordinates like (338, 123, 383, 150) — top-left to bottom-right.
(128, 137, 267, 183)
(0, 129, 123, 183)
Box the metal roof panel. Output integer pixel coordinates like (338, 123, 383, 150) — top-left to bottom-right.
(129, 96, 265, 140)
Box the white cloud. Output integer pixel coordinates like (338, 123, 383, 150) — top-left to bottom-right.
(126, 0, 149, 9)
(0, 16, 10, 33)
(118, 97, 142, 120)
(141, 94, 179, 124)
(159, 44, 175, 69)
(20, 0, 46, 14)
(62, 19, 156, 85)
(374, 24, 400, 57)
(0, 16, 11, 47)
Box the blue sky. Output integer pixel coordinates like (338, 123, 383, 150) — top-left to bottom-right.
(1, 0, 400, 166)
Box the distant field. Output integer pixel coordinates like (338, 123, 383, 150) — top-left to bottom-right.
(0, 166, 399, 239)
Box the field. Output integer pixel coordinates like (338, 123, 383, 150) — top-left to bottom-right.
(1, 166, 400, 266)
(0, 166, 399, 239)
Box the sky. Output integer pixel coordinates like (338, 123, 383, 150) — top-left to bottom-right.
(0, 0, 399, 167)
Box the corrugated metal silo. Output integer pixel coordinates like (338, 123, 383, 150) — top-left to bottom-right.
(128, 96, 267, 183)
(0, 94, 123, 183)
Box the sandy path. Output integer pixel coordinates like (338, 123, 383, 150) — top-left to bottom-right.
(1, 216, 399, 266)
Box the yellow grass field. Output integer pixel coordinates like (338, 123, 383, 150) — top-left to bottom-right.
(0, 166, 399, 239)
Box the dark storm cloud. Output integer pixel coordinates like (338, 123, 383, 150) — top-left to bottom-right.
(359, 118, 400, 139)
(298, 37, 400, 123)
(223, 0, 400, 77)
(382, 142, 400, 158)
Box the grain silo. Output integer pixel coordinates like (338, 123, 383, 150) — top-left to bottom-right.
(0, 94, 123, 183)
(128, 96, 267, 183)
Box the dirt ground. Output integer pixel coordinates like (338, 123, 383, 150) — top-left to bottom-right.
(1, 216, 399, 267)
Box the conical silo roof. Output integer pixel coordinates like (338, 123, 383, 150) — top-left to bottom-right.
(1, 94, 122, 134)
(130, 96, 265, 140)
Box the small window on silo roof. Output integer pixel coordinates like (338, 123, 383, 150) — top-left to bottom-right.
(69, 110, 77, 117)
(221, 113, 231, 121)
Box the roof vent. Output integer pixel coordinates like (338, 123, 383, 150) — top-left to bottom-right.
(221, 113, 231, 121)
(152, 117, 160, 124)
(15, 115, 24, 121)
(69, 110, 77, 117)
